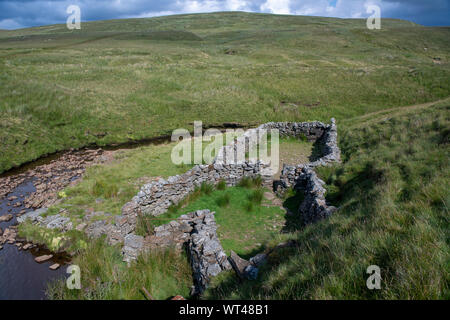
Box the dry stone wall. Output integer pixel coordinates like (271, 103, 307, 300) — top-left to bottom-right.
(188, 210, 231, 296)
(137, 162, 267, 217)
(108, 161, 268, 247)
(121, 209, 230, 295)
(294, 167, 337, 224)
(109, 118, 341, 248)
(15, 118, 342, 295)
(96, 119, 340, 293)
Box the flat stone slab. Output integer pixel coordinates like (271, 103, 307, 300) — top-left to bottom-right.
(16, 208, 48, 224)
(35, 254, 53, 263)
(229, 250, 251, 279)
(0, 214, 13, 223)
(49, 263, 60, 270)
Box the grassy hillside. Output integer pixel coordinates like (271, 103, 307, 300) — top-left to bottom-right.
(1, 12, 449, 173)
(41, 98, 450, 300)
(205, 98, 450, 299)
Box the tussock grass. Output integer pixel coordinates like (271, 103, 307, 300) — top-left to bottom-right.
(6, 12, 449, 300)
(248, 188, 264, 205)
(238, 176, 263, 189)
(216, 179, 227, 190)
(179, 186, 286, 257)
(216, 193, 231, 208)
(46, 238, 193, 300)
(200, 182, 214, 195)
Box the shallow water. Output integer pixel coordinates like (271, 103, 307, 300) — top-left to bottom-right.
(0, 179, 69, 300)
(0, 123, 250, 299)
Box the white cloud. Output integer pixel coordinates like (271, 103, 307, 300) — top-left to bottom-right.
(124, 11, 176, 19)
(0, 18, 25, 30)
(260, 0, 291, 15)
(179, 0, 223, 13)
(225, 0, 251, 11)
(0, 0, 448, 29)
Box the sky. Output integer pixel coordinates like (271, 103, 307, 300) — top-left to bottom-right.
(0, 0, 449, 30)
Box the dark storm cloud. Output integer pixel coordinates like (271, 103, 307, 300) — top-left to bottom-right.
(0, 0, 448, 30)
(380, 0, 449, 26)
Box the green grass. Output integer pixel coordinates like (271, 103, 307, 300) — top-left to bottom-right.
(43, 179, 287, 299)
(216, 193, 231, 207)
(248, 188, 264, 204)
(46, 238, 193, 300)
(174, 185, 285, 258)
(238, 176, 262, 189)
(204, 99, 450, 300)
(48, 134, 307, 230)
(38, 99, 450, 300)
(5, 12, 450, 300)
(137, 179, 286, 257)
(44, 142, 194, 226)
(1, 12, 449, 173)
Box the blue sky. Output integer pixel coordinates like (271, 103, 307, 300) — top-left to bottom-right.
(0, 0, 449, 30)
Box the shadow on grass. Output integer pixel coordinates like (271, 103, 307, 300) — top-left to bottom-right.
(309, 136, 325, 162)
(205, 165, 386, 300)
(281, 190, 305, 233)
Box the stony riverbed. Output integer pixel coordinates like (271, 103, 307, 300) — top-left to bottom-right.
(0, 148, 114, 299)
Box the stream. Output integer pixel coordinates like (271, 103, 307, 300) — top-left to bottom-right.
(0, 178, 69, 300)
(0, 123, 249, 300)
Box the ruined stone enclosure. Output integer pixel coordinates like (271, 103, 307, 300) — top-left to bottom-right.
(104, 119, 341, 295)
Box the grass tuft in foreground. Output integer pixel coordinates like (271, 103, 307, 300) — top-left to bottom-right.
(46, 237, 193, 300)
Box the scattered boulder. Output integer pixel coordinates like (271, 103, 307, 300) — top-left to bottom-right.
(0, 214, 13, 223)
(49, 263, 60, 270)
(244, 264, 259, 280)
(75, 223, 87, 231)
(85, 220, 109, 239)
(249, 253, 268, 267)
(44, 215, 73, 231)
(229, 250, 251, 279)
(35, 254, 53, 263)
(0, 227, 17, 244)
(229, 250, 260, 281)
(16, 208, 48, 224)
